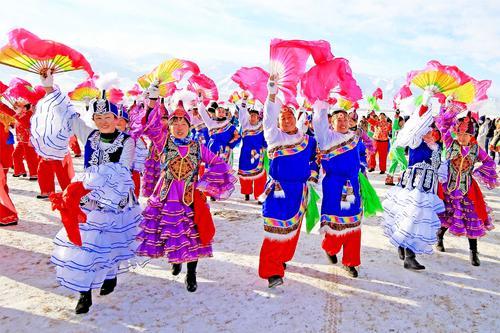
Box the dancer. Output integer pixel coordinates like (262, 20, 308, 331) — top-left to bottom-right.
(237, 97, 268, 202)
(40, 72, 141, 314)
(313, 102, 375, 278)
(367, 111, 392, 174)
(435, 103, 498, 266)
(116, 106, 148, 198)
(386, 115, 408, 185)
(258, 78, 319, 288)
(0, 102, 17, 226)
(9, 81, 41, 180)
(136, 86, 236, 292)
(382, 97, 446, 270)
(198, 100, 241, 164)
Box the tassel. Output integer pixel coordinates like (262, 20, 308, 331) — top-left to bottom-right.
(257, 192, 268, 203)
(273, 181, 286, 198)
(340, 201, 351, 210)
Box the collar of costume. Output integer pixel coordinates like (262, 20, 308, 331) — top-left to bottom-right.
(170, 135, 192, 146)
(100, 130, 120, 143)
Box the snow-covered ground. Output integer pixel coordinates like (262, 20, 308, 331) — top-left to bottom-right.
(0, 157, 498, 333)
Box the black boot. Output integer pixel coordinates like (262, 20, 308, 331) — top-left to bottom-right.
(468, 238, 480, 266)
(268, 275, 283, 288)
(326, 252, 338, 264)
(100, 277, 117, 296)
(75, 290, 92, 314)
(283, 262, 287, 270)
(343, 266, 358, 278)
(171, 263, 182, 276)
(185, 261, 198, 292)
(403, 248, 425, 270)
(436, 227, 447, 252)
(244, 194, 250, 201)
(398, 246, 405, 260)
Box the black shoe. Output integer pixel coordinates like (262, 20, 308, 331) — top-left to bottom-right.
(171, 263, 182, 276)
(403, 249, 425, 270)
(257, 201, 263, 205)
(74, 154, 82, 158)
(75, 290, 92, 314)
(210, 197, 215, 202)
(343, 266, 358, 278)
(283, 263, 287, 270)
(12, 173, 26, 178)
(268, 275, 283, 288)
(36, 194, 49, 199)
(28, 176, 38, 181)
(368, 168, 374, 172)
(436, 239, 445, 252)
(379, 171, 385, 175)
(244, 194, 250, 201)
(0, 220, 18, 227)
(185, 273, 197, 292)
(470, 251, 480, 266)
(100, 277, 117, 296)
(326, 253, 338, 264)
(398, 247, 405, 260)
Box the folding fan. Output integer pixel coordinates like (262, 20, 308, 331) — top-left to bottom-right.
(6, 78, 45, 105)
(406, 60, 471, 94)
(137, 58, 200, 89)
(231, 67, 269, 104)
(68, 79, 99, 102)
(187, 74, 218, 106)
(0, 28, 93, 76)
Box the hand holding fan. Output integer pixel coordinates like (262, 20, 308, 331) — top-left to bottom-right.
(0, 28, 93, 76)
(269, 39, 312, 105)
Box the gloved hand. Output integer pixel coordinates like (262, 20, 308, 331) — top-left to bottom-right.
(40, 69, 54, 87)
(422, 89, 434, 106)
(445, 94, 454, 107)
(147, 79, 160, 99)
(267, 76, 278, 95)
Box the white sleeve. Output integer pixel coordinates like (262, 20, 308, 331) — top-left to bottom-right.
(119, 137, 136, 170)
(263, 98, 282, 146)
(237, 103, 250, 130)
(71, 116, 95, 144)
(30, 90, 80, 160)
(312, 101, 345, 150)
(394, 107, 433, 149)
(197, 101, 219, 130)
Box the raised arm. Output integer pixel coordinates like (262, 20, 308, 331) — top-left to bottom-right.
(197, 100, 220, 130)
(236, 100, 250, 130)
(311, 100, 346, 150)
(394, 105, 433, 149)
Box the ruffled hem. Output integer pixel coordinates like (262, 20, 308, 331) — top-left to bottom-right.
(142, 159, 161, 197)
(77, 163, 134, 210)
(382, 186, 444, 254)
(136, 195, 212, 263)
(438, 190, 494, 238)
(51, 205, 141, 291)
